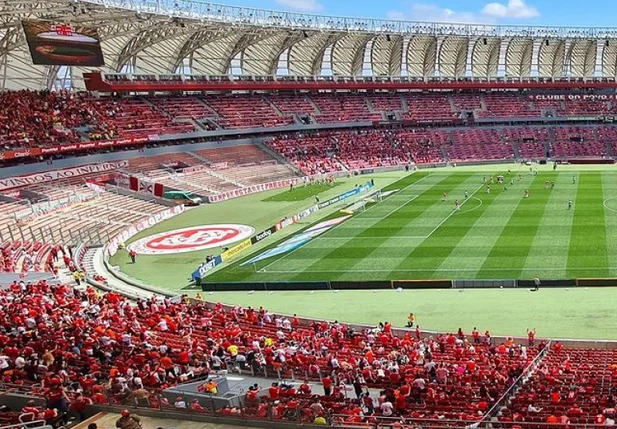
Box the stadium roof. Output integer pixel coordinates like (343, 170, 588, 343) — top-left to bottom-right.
(5, 0, 617, 90)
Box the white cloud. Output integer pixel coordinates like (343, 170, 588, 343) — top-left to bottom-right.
(387, 0, 539, 23)
(482, 0, 539, 19)
(387, 2, 491, 24)
(275, 0, 323, 12)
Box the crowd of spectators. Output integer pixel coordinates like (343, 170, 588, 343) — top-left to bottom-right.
(0, 90, 93, 149)
(0, 279, 552, 428)
(0, 242, 64, 273)
(3, 90, 617, 169)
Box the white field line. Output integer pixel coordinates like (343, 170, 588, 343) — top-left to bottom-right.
(258, 174, 432, 272)
(261, 181, 488, 272)
(316, 236, 429, 240)
(423, 183, 485, 239)
(359, 195, 421, 219)
(377, 195, 420, 219)
(257, 267, 612, 274)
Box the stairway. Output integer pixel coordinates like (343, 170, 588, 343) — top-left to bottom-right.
(440, 145, 451, 163)
(190, 118, 210, 130)
(205, 166, 248, 188)
(482, 343, 553, 423)
(478, 94, 488, 112)
(399, 94, 410, 113)
(195, 96, 223, 128)
(184, 151, 248, 187)
(366, 96, 377, 113)
(142, 97, 178, 123)
(335, 159, 349, 172)
(195, 96, 221, 117)
(544, 128, 555, 158)
(447, 94, 458, 112)
(186, 151, 211, 165)
(305, 94, 322, 115)
(606, 141, 615, 158)
(511, 141, 522, 160)
(263, 95, 284, 116)
(171, 174, 219, 194)
(81, 246, 102, 277)
(256, 142, 304, 176)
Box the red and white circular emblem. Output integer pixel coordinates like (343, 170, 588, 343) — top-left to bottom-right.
(127, 224, 255, 255)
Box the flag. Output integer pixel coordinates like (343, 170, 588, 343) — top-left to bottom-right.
(153, 183, 164, 197)
(129, 176, 139, 191)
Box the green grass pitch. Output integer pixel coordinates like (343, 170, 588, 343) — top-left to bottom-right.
(199, 287, 617, 340)
(209, 167, 617, 282)
(262, 181, 343, 202)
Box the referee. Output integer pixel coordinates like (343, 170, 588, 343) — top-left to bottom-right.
(532, 275, 540, 292)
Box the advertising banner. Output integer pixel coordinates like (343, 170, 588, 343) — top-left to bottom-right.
(250, 226, 277, 245)
(0, 160, 129, 191)
(207, 178, 301, 203)
(241, 215, 351, 266)
(0, 136, 149, 161)
(220, 239, 252, 262)
(193, 181, 372, 278)
(192, 255, 223, 280)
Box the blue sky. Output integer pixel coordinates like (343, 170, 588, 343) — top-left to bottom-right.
(227, 0, 616, 27)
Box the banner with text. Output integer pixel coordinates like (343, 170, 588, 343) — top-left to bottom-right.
(0, 136, 152, 161)
(207, 178, 302, 203)
(193, 181, 373, 279)
(220, 239, 252, 262)
(0, 160, 129, 191)
(531, 94, 617, 101)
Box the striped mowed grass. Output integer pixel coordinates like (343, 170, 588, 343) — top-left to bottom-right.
(210, 169, 617, 282)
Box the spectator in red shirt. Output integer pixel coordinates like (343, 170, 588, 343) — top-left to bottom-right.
(269, 382, 280, 400)
(299, 380, 311, 395)
(568, 404, 583, 417)
(322, 375, 332, 396)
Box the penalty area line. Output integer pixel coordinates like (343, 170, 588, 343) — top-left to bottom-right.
(259, 174, 431, 273)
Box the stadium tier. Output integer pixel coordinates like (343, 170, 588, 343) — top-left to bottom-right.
(3, 90, 617, 159)
(0, 281, 547, 427)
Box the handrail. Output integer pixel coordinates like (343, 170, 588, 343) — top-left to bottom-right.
(482, 340, 552, 422)
(0, 420, 48, 429)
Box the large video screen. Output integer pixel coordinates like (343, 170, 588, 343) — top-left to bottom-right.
(22, 20, 105, 66)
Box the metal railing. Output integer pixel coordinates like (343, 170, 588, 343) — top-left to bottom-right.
(0, 421, 48, 429)
(83, 0, 617, 38)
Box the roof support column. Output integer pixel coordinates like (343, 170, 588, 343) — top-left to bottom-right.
(562, 39, 573, 77)
(465, 37, 479, 77)
(497, 38, 509, 77)
(530, 38, 543, 77)
(434, 36, 446, 77)
(465, 37, 477, 77)
(595, 39, 606, 78)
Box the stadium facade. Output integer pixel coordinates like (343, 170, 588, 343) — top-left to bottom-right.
(6, 0, 617, 90)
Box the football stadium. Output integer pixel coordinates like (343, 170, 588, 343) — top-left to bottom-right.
(7, 0, 617, 428)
